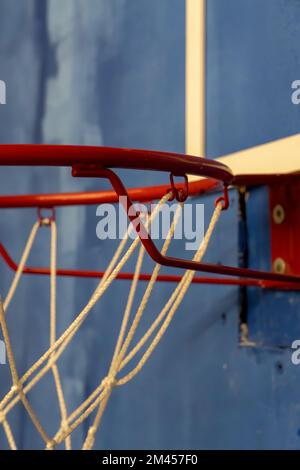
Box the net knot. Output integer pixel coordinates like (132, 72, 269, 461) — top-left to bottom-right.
(102, 376, 117, 390)
(46, 439, 57, 450)
(11, 384, 21, 394)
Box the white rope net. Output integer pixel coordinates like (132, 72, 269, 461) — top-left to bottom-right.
(0, 193, 222, 450)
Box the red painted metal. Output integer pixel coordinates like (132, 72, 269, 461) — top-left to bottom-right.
(71, 165, 300, 285)
(233, 172, 300, 187)
(169, 174, 189, 202)
(1, 144, 300, 289)
(0, 179, 218, 208)
(215, 185, 229, 210)
(269, 180, 300, 276)
(1, 242, 300, 290)
(0, 144, 233, 183)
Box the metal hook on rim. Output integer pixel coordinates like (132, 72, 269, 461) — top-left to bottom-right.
(215, 185, 229, 210)
(37, 207, 56, 226)
(168, 174, 189, 203)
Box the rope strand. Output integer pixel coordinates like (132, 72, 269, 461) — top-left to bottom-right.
(0, 195, 223, 450)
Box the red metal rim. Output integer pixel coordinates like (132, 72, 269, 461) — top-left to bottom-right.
(0, 144, 230, 207)
(1, 144, 300, 289)
(0, 179, 218, 208)
(0, 144, 233, 182)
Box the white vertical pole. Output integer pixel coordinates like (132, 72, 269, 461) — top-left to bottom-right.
(185, 0, 206, 157)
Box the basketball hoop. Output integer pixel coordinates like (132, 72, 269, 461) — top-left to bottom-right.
(0, 144, 299, 286)
(0, 144, 300, 451)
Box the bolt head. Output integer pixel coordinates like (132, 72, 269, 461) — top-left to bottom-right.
(273, 204, 285, 224)
(273, 257, 286, 274)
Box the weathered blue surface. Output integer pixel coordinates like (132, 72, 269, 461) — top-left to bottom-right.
(0, 0, 300, 450)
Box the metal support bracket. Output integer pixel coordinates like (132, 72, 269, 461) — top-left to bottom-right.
(270, 180, 300, 276)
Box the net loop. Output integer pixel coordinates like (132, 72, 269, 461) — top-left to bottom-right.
(37, 207, 56, 226)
